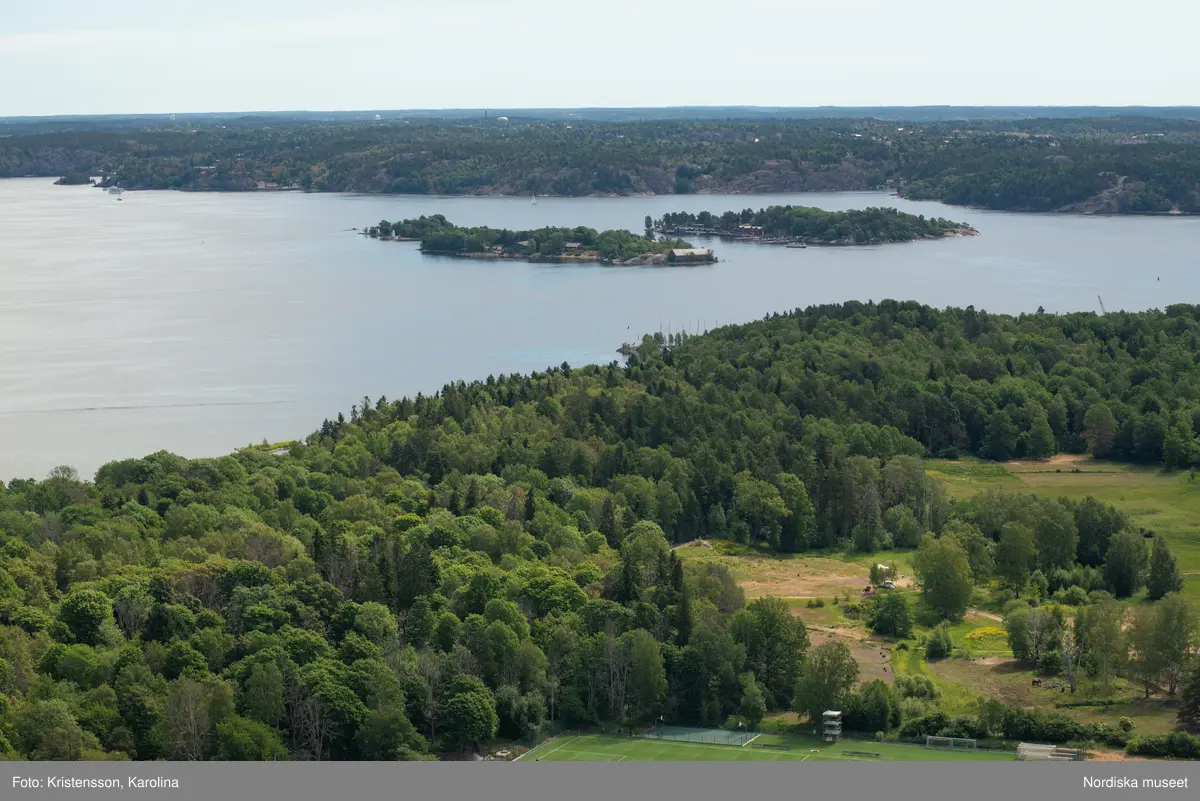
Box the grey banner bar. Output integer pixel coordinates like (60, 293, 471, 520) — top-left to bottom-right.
(2, 761, 1195, 801)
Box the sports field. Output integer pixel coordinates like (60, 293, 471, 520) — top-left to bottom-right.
(520, 734, 1015, 762)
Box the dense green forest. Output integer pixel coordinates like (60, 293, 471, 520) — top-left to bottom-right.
(5, 117, 1199, 212)
(1, 301, 1199, 762)
(655, 206, 975, 244)
(365, 216, 695, 262)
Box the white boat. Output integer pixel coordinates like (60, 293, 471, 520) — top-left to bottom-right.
(107, 187, 124, 195)
(786, 241, 806, 249)
(531, 193, 537, 205)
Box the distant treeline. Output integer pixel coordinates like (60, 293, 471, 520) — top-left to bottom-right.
(655, 206, 975, 244)
(367, 215, 693, 261)
(3, 117, 1199, 212)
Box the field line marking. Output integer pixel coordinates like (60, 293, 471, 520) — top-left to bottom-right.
(537, 735, 577, 760)
(553, 750, 626, 760)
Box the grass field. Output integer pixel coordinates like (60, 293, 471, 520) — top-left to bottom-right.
(521, 733, 1015, 762)
(661, 456, 1195, 749)
(928, 456, 1200, 602)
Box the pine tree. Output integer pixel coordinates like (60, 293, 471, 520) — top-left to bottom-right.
(617, 552, 641, 604)
(524, 489, 537, 523)
(1179, 662, 1200, 733)
(599, 496, 618, 546)
(1147, 535, 1183, 600)
(676, 581, 692, 646)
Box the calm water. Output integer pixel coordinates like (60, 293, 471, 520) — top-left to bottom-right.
(2, 179, 1198, 479)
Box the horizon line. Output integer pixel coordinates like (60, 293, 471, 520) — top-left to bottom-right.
(5, 103, 1200, 121)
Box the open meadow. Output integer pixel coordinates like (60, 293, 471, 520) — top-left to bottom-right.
(672, 456, 1200, 749)
(927, 456, 1200, 603)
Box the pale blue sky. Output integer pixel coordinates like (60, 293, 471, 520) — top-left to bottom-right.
(2, 0, 1197, 116)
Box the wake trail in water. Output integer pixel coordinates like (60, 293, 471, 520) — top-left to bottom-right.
(0, 400, 295, 417)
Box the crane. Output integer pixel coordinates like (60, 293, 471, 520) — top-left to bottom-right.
(1097, 295, 1106, 314)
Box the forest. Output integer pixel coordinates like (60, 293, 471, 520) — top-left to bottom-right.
(6, 116, 1199, 212)
(365, 216, 695, 262)
(1, 301, 1199, 762)
(655, 206, 975, 244)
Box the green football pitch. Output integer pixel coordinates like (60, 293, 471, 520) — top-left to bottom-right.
(520, 734, 1016, 762)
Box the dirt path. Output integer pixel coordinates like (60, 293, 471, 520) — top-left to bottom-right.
(670, 539, 713, 551)
(971, 609, 1003, 623)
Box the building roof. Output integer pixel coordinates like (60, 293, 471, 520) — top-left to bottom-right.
(668, 248, 712, 256)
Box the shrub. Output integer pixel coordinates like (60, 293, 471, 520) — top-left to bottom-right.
(963, 626, 1006, 642)
(938, 716, 989, 740)
(899, 711, 950, 740)
(925, 623, 953, 659)
(1118, 716, 1134, 733)
(1000, 706, 1084, 743)
(894, 674, 939, 700)
(1125, 732, 1200, 759)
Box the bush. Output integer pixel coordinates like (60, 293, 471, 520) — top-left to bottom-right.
(1001, 705, 1084, 743)
(938, 716, 989, 740)
(805, 598, 825, 608)
(899, 711, 950, 740)
(1063, 586, 1090, 606)
(925, 623, 953, 659)
(868, 592, 913, 638)
(894, 674, 939, 700)
(1118, 716, 1134, 733)
(1125, 732, 1200, 760)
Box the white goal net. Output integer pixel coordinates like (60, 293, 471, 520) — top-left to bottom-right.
(925, 736, 977, 750)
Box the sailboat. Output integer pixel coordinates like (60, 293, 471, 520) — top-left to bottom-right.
(531, 193, 537, 205)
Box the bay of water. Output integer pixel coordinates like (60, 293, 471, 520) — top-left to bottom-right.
(2, 178, 1197, 479)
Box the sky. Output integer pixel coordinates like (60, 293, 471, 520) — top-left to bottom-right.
(2, 0, 1198, 117)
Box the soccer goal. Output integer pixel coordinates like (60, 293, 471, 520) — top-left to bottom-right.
(925, 735, 977, 750)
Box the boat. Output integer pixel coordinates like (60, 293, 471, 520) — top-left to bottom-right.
(531, 193, 537, 205)
(107, 187, 124, 195)
(786, 241, 807, 249)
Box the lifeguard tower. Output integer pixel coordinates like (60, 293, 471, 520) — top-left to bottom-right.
(822, 711, 842, 743)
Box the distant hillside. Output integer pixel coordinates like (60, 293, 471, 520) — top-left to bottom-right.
(2, 116, 1198, 212)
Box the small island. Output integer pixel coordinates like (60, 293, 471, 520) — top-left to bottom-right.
(365, 215, 716, 265)
(654, 205, 977, 245)
(54, 171, 95, 186)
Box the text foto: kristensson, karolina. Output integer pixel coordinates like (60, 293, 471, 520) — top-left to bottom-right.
(13, 776, 180, 790)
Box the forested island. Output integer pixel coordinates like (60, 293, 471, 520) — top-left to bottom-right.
(1, 301, 1200, 762)
(365, 216, 712, 264)
(655, 206, 976, 245)
(53, 171, 94, 186)
(3, 115, 1199, 213)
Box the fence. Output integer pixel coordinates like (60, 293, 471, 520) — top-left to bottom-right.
(639, 725, 759, 746)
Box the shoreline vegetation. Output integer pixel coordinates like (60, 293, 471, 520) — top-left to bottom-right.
(654, 205, 978, 246)
(6, 116, 1199, 214)
(53, 172, 95, 186)
(364, 215, 717, 265)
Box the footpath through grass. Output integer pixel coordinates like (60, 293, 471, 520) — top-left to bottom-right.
(521, 733, 1014, 762)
